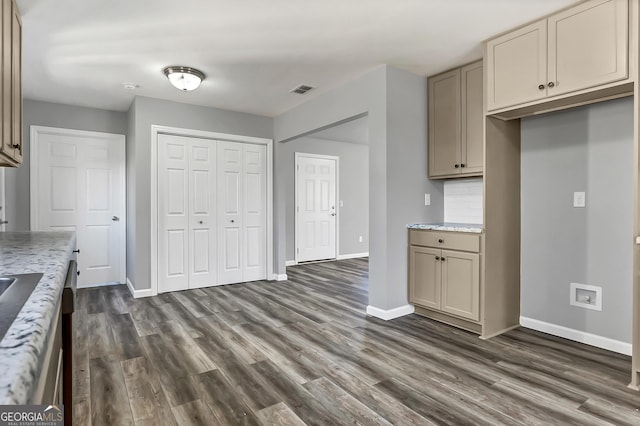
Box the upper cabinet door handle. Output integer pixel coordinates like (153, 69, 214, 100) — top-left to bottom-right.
(112, 216, 120, 222)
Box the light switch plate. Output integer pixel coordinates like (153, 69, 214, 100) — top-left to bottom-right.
(339, 200, 344, 207)
(424, 193, 431, 206)
(573, 191, 586, 208)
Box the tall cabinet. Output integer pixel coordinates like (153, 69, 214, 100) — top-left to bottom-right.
(0, 0, 21, 167)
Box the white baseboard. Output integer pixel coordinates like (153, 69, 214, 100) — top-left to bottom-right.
(269, 273, 288, 281)
(285, 260, 297, 266)
(77, 281, 121, 289)
(366, 304, 415, 321)
(520, 316, 632, 356)
(337, 252, 369, 260)
(126, 278, 154, 299)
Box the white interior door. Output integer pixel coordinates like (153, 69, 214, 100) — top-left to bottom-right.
(31, 127, 126, 288)
(295, 153, 337, 262)
(158, 135, 217, 293)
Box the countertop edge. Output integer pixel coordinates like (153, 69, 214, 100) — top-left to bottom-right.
(0, 232, 76, 405)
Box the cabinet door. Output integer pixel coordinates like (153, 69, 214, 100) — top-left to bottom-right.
(461, 61, 483, 174)
(409, 246, 441, 310)
(440, 250, 479, 321)
(0, 0, 12, 161)
(428, 69, 460, 177)
(10, 0, 20, 163)
(547, 0, 628, 97)
(486, 20, 547, 111)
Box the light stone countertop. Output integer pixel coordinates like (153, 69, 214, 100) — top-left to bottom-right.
(407, 223, 484, 233)
(0, 231, 76, 404)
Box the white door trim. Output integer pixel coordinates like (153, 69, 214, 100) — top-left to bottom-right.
(294, 152, 340, 263)
(29, 125, 127, 284)
(151, 125, 274, 297)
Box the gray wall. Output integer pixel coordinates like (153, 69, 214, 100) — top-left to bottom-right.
(521, 97, 633, 343)
(275, 65, 444, 311)
(4, 99, 127, 231)
(130, 96, 273, 290)
(282, 136, 369, 261)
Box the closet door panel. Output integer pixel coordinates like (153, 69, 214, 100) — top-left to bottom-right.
(243, 144, 266, 281)
(158, 135, 189, 293)
(217, 141, 244, 284)
(188, 140, 217, 288)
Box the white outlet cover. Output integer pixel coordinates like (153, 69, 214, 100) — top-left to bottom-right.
(340, 200, 344, 207)
(424, 193, 431, 206)
(573, 191, 586, 208)
(570, 282, 602, 311)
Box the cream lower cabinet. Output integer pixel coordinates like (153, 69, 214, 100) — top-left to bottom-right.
(409, 229, 481, 329)
(486, 0, 629, 112)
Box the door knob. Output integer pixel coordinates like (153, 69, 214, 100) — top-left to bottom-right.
(231, 219, 235, 223)
(199, 220, 204, 224)
(112, 216, 120, 222)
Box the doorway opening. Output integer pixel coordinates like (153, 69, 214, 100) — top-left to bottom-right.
(285, 115, 369, 268)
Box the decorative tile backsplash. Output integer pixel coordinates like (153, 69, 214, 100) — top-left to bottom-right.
(444, 178, 483, 224)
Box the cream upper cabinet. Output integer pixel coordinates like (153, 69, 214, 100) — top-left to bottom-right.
(428, 61, 483, 179)
(486, 20, 547, 111)
(428, 69, 460, 177)
(486, 0, 628, 112)
(548, 0, 628, 97)
(461, 61, 484, 174)
(0, 0, 21, 167)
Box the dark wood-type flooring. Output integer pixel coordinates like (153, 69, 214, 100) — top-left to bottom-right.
(74, 258, 640, 425)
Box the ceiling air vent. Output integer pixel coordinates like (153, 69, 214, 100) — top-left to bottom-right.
(290, 84, 314, 95)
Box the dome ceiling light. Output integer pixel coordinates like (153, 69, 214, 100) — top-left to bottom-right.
(163, 66, 205, 91)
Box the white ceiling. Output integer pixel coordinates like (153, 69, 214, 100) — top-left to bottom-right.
(18, 0, 578, 117)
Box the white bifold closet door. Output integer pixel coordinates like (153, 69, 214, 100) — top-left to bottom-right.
(158, 135, 266, 293)
(158, 135, 217, 292)
(217, 141, 267, 285)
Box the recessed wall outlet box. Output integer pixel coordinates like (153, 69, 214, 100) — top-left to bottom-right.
(340, 200, 344, 207)
(573, 191, 586, 208)
(424, 193, 431, 206)
(358, 236, 363, 243)
(570, 283, 602, 311)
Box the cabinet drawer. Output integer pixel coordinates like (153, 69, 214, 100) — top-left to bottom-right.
(409, 230, 480, 252)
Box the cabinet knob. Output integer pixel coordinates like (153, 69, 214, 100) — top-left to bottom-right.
(460, 163, 466, 168)
(538, 84, 545, 90)
(73, 249, 80, 253)
(441, 257, 446, 261)
(548, 81, 555, 88)
(438, 239, 444, 243)
(435, 256, 440, 261)
(454, 164, 460, 168)
(12, 144, 19, 149)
